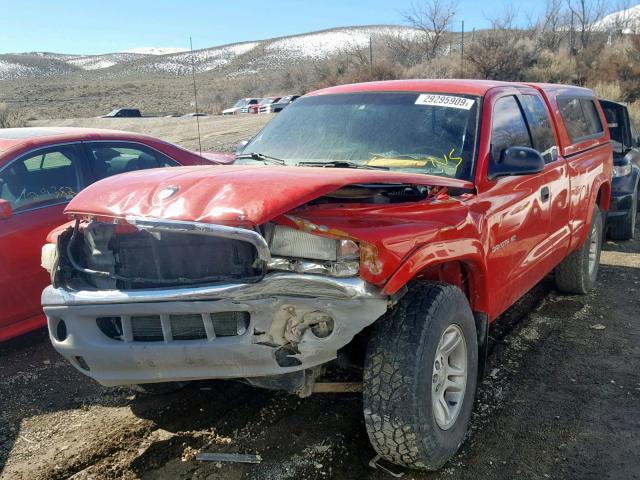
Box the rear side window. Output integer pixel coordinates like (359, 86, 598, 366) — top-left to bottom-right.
(558, 97, 604, 142)
(522, 95, 557, 163)
(490, 95, 532, 163)
(85, 142, 179, 181)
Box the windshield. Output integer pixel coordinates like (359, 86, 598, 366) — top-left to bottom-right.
(260, 98, 275, 105)
(233, 99, 248, 108)
(242, 92, 480, 180)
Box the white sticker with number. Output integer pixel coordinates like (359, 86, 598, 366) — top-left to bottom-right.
(415, 94, 475, 110)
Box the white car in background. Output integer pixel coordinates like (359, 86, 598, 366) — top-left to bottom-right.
(222, 98, 261, 115)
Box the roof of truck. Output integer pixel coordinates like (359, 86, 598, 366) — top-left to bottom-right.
(310, 79, 594, 97)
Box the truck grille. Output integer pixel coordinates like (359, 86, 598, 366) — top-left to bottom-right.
(96, 312, 250, 342)
(114, 231, 261, 289)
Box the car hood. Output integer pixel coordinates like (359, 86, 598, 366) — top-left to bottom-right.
(64, 165, 474, 226)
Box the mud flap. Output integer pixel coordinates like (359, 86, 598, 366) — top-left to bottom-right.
(474, 312, 489, 381)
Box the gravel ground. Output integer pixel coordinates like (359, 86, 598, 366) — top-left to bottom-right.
(1, 231, 638, 480)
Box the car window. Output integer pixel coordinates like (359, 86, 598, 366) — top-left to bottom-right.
(490, 96, 532, 164)
(85, 142, 179, 181)
(0, 145, 82, 212)
(558, 97, 604, 142)
(522, 95, 557, 163)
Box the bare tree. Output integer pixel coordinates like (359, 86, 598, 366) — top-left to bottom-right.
(566, 0, 607, 49)
(535, 0, 569, 51)
(465, 9, 536, 80)
(609, 0, 635, 35)
(403, 0, 460, 60)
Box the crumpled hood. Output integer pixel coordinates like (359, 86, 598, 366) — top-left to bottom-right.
(65, 165, 473, 225)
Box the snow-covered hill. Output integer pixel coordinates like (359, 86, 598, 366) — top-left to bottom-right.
(593, 3, 640, 33)
(122, 47, 188, 55)
(0, 25, 418, 80)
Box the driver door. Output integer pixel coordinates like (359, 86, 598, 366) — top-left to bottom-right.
(0, 143, 85, 340)
(482, 94, 558, 316)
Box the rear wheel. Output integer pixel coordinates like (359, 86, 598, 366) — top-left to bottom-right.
(555, 205, 603, 294)
(363, 283, 478, 470)
(609, 186, 637, 241)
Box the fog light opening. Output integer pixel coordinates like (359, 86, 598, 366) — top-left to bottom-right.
(308, 312, 335, 339)
(54, 319, 67, 342)
(75, 356, 90, 371)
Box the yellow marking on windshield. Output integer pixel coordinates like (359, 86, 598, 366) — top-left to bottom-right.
(367, 148, 463, 175)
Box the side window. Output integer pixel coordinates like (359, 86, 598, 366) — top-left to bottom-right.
(490, 95, 532, 163)
(522, 95, 557, 163)
(85, 142, 179, 181)
(558, 97, 604, 142)
(0, 145, 82, 212)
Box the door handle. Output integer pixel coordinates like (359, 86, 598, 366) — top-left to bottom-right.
(541, 186, 550, 202)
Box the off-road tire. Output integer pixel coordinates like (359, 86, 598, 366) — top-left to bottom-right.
(555, 205, 603, 294)
(129, 382, 188, 395)
(363, 283, 478, 471)
(609, 185, 637, 241)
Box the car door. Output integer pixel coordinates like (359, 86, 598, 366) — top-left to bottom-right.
(482, 94, 561, 316)
(520, 92, 572, 270)
(0, 143, 86, 339)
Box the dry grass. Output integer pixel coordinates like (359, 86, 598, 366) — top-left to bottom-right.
(0, 103, 26, 128)
(30, 114, 272, 152)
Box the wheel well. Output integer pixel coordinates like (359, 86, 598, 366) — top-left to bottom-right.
(596, 182, 611, 212)
(413, 261, 480, 310)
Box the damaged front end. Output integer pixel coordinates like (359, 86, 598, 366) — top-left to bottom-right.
(41, 214, 388, 395)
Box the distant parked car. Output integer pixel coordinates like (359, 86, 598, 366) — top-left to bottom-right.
(222, 98, 261, 115)
(0, 127, 223, 342)
(102, 108, 142, 118)
(248, 97, 281, 114)
(599, 99, 640, 240)
(263, 95, 300, 113)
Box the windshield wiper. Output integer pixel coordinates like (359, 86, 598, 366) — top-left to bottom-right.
(235, 152, 285, 165)
(296, 160, 389, 170)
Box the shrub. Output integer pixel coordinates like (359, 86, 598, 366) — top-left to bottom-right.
(589, 81, 624, 101)
(0, 103, 26, 128)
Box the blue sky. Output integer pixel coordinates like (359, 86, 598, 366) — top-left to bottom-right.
(0, 0, 618, 54)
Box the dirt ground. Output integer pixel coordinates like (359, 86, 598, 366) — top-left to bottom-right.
(30, 115, 272, 153)
(1, 234, 638, 480)
(1, 115, 639, 479)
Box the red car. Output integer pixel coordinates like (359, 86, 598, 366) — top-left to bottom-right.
(0, 127, 230, 341)
(248, 97, 281, 114)
(42, 81, 611, 470)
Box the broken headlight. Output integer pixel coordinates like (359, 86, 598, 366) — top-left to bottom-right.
(613, 164, 632, 177)
(41, 243, 58, 274)
(266, 225, 359, 277)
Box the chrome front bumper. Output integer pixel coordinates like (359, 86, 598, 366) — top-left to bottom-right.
(42, 273, 388, 387)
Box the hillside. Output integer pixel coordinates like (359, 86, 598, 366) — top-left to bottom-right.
(594, 3, 640, 33)
(0, 25, 417, 80)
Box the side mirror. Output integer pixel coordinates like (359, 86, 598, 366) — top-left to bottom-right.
(235, 139, 251, 154)
(0, 199, 12, 220)
(489, 146, 545, 180)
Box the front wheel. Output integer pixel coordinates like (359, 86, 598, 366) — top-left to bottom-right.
(363, 283, 478, 471)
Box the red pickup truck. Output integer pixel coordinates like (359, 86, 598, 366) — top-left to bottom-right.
(41, 80, 611, 471)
